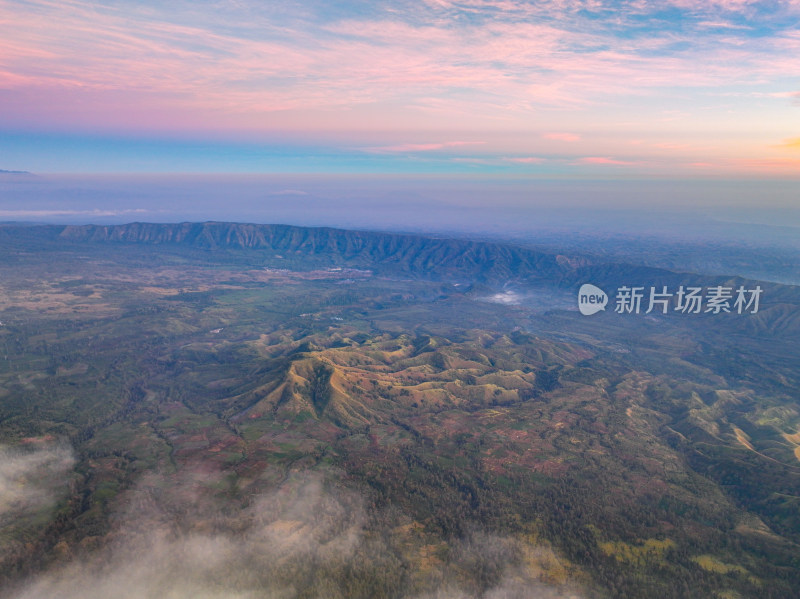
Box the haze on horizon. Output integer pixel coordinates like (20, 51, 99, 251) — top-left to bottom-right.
(0, 174, 798, 244)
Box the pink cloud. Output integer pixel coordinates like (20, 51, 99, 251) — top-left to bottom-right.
(765, 91, 800, 99)
(364, 141, 486, 153)
(579, 157, 635, 166)
(681, 156, 800, 176)
(734, 158, 800, 172)
(654, 142, 692, 150)
(0, 0, 797, 177)
(696, 20, 752, 30)
(3, 0, 781, 130)
(450, 157, 498, 165)
(543, 132, 580, 142)
(503, 157, 546, 163)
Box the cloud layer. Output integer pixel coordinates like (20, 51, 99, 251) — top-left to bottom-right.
(1, 0, 798, 174)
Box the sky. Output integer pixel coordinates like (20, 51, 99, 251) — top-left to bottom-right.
(1, 0, 800, 177)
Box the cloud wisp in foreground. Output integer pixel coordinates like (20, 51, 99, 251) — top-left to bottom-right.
(5, 468, 585, 599)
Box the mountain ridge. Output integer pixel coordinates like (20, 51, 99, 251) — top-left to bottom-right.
(56, 221, 575, 283)
(1, 221, 797, 305)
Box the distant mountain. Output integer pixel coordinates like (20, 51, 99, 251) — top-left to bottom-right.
(1, 221, 797, 311)
(56, 221, 576, 283)
(0, 169, 31, 174)
(53, 221, 800, 299)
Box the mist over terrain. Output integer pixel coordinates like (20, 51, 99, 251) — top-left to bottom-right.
(0, 440, 76, 571)
(0, 441, 74, 524)
(3, 173, 797, 284)
(7, 467, 584, 599)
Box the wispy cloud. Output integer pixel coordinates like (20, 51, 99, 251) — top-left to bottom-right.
(7, 469, 586, 599)
(779, 137, 800, 149)
(1, 0, 794, 120)
(503, 156, 546, 164)
(543, 132, 581, 142)
(0, 441, 74, 521)
(0, 440, 75, 563)
(578, 157, 636, 166)
(1, 0, 798, 174)
(696, 20, 753, 30)
(738, 158, 800, 171)
(363, 141, 486, 153)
